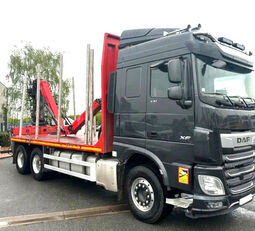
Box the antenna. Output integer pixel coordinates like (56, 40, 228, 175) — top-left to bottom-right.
(165, 24, 191, 36)
(165, 24, 201, 37)
(191, 24, 202, 31)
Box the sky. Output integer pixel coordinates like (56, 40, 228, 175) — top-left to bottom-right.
(0, 0, 254, 115)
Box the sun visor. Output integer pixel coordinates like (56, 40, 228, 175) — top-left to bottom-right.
(216, 42, 254, 67)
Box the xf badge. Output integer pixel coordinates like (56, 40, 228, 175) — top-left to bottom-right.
(180, 136, 191, 141)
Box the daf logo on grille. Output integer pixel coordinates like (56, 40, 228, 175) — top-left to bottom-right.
(237, 137, 250, 143)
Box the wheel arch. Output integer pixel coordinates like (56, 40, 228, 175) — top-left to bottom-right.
(114, 142, 169, 188)
(125, 152, 169, 187)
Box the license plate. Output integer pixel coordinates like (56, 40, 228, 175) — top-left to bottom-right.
(239, 194, 253, 206)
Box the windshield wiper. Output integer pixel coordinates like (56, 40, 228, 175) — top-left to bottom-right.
(228, 96, 247, 108)
(205, 92, 225, 95)
(203, 92, 255, 108)
(205, 93, 233, 106)
(242, 97, 255, 108)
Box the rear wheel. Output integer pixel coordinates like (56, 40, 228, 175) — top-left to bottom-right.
(126, 165, 170, 223)
(15, 145, 30, 174)
(30, 148, 44, 181)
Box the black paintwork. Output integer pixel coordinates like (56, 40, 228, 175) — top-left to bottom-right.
(113, 29, 255, 215)
(119, 28, 178, 49)
(195, 100, 255, 132)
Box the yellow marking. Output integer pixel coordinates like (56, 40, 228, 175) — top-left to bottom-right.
(178, 167, 189, 185)
(11, 138, 28, 143)
(11, 137, 102, 152)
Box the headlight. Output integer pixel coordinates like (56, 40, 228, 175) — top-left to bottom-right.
(198, 175, 225, 196)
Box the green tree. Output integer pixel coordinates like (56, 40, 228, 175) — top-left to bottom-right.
(68, 115, 80, 120)
(6, 44, 70, 119)
(96, 111, 101, 125)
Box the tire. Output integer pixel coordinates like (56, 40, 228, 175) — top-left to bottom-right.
(15, 145, 30, 174)
(30, 148, 44, 181)
(126, 165, 169, 223)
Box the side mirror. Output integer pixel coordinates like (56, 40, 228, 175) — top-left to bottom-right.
(168, 86, 182, 100)
(168, 59, 183, 83)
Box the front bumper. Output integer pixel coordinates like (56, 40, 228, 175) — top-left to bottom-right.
(185, 189, 255, 218)
(185, 163, 255, 218)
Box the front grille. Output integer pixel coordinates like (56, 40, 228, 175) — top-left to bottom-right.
(223, 148, 255, 195)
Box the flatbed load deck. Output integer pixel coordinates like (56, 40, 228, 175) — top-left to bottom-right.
(11, 135, 102, 153)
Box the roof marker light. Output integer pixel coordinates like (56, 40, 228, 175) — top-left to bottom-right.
(218, 37, 233, 46)
(233, 43, 245, 51)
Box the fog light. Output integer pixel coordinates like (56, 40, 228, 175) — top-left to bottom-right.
(198, 175, 225, 196)
(207, 201, 223, 209)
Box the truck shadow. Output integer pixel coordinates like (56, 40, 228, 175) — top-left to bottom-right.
(42, 171, 119, 204)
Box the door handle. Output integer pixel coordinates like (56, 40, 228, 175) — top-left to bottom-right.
(150, 131, 158, 137)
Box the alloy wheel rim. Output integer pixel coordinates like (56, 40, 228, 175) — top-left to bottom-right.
(131, 177, 155, 212)
(17, 151, 24, 168)
(32, 154, 41, 174)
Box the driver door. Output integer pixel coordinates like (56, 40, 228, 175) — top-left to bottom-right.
(146, 55, 194, 163)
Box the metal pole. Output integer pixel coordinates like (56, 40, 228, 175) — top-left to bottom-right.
(89, 49, 94, 144)
(57, 55, 63, 142)
(19, 72, 27, 137)
(35, 65, 41, 139)
(72, 76, 76, 119)
(91, 50, 96, 138)
(84, 44, 90, 144)
(6, 88, 9, 132)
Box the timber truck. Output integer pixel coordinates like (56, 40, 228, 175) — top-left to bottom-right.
(10, 25, 255, 223)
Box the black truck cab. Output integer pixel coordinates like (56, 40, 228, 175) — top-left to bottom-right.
(112, 28, 255, 220)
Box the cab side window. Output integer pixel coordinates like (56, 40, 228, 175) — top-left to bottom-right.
(150, 65, 172, 98)
(126, 67, 142, 98)
(119, 65, 147, 113)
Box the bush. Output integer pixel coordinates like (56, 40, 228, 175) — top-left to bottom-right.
(8, 118, 19, 125)
(0, 132, 10, 147)
(23, 118, 32, 123)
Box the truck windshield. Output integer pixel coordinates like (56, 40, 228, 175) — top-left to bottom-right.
(197, 56, 255, 101)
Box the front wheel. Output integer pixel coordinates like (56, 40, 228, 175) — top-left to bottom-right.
(126, 165, 169, 223)
(30, 148, 44, 181)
